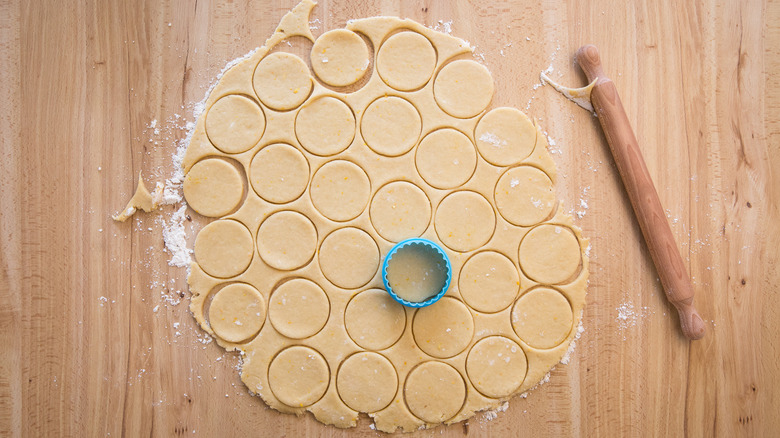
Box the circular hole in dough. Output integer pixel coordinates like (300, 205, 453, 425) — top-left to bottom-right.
(336, 352, 398, 413)
(268, 278, 330, 339)
(415, 128, 477, 189)
(376, 31, 437, 91)
(310, 160, 370, 222)
(511, 287, 573, 349)
(518, 224, 581, 284)
(465, 336, 527, 398)
(268, 345, 330, 408)
(256, 211, 317, 271)
(183, 158, 245, 218)
(494, 165, 555, 227)
(344, 289, 406, 350)
(205, 95, 265, 154)
(433, 59, 494, 119)
(360, 96, 422, 157)
(194, 219, 254, 278)
(412, 297, 474, 359)
(310, 29, 370, 87)
(475, 107, 536, 167)
(253, 52, 313, 111)
(249, 143, 309, 204)
(369, 181, 431, 243)
(404, 361, 466, 423)
(434, 191, 496, 252)
(319, 227, 379, 289)
(459, 251, 520, 313)
(208, 283, 266, 343)
(295, 96, 356, 156)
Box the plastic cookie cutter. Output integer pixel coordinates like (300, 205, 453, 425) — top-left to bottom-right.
(382, 238, 452, 308)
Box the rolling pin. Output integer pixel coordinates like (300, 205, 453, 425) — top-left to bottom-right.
(576, 44, 706, 340)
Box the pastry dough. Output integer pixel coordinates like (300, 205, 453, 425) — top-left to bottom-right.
(181, 0, 588, 432)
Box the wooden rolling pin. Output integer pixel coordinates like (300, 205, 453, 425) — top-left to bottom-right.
(576, 44, 706, 340)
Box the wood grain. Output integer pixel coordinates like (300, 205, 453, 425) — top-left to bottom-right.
(2, 0, 779, 437)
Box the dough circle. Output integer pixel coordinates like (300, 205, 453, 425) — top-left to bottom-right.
(310, 29, 370, 87)
(336, 352, 398, 413)
(412, 297, 474, 359)
(295, 96, 356, 156)
(459, 251, 520, 313)
(434, 60, 494, 118)
(518, 224, 581, 284)
(376, 31, 436, 91)
(344, 289, 406, 350)
(415, 128, 477, 189)
(256, 210, 317, 270)
(253, 52, 313, 110)
(511, 287, 573, 349)
(268, 346, 330, 408)
(361, 96, 421, 157)
(404, 361, 466, 423)
(310, 160, 370, 222)
(369, 181, 431, 242)
(193, 219, 253, 278)
(318, 227, 379, 289)
(466, 336, 527, 398)
(183, 158, 244, 217)
(208, 283, 266, 343)
(205, 95, 265, 154)
(269, 278, 330, 339)
(435, 191, 496, 252)
(495, 165, 555, 226)
(249, 143, 309, 204)
(475, 107, 536, 167)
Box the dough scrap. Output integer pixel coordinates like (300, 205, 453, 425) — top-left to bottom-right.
(181, 3, 589, 433)
(112, 173, 164, 222)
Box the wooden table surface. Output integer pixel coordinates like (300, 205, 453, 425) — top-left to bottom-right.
(2, 0, 778, 436)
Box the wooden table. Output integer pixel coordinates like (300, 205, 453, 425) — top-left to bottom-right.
(2, 0, 778, 436)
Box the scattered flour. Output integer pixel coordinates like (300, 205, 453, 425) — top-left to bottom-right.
(478, 132, 507, 148)
(162, 205, 192, 268)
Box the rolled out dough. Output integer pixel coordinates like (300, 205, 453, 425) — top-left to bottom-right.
(182, 0, 588, 433)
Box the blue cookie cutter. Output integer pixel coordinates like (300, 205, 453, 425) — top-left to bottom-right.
(381, 238, 452, 308)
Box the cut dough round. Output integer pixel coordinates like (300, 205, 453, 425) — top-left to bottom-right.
(511, 287, 573, 349)
(495, 166, 555, 226)
(205, 95, 265, 154)
(459, 251, 520, 313)
(412, 297, 474, 359)
(369, 181, 430, 242)
(318, 227, 379, 289)
(257, 211, 317, 270)
(253, 52, 313, 110)
(310, 29, 369, 87)
(435, 191, 495, 252)
(475, 107, 536, 166)
(249, 143, 309, 204)
(193, 219, 253, 278)
(336, 352, 397, 413)
(269, 278, 329, 339)
(295, 96, 356, 156)
(361, 96, 421, 157)
(415, 128, 477, 189)
(518, 224, 581, 284)
(466, 336, 527, 398)
(183, 158, 244, 217)
(404, 361, 466, 423)
(434, 60, 494, 118)
(208, 283, 265, 343)
(377, 31, 436, 91)
(268, 346, 330, 408)
(310, 160, 370, 221)
(344, 289, 406, 350)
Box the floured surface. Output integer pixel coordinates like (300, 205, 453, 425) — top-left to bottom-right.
(181, 1, 588, 432)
